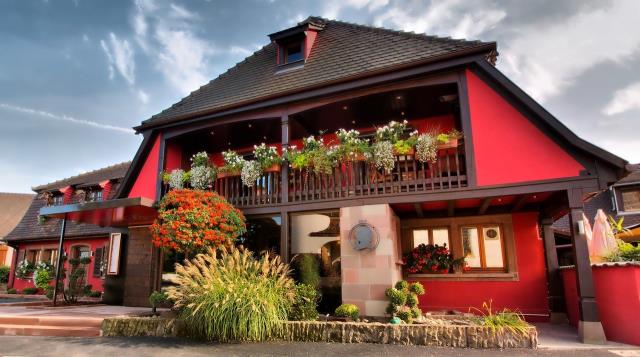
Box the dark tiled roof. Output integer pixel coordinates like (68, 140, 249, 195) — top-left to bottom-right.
(616, 164, 640, 184)
(0, 193, 35, 238)
(32, 161, 130, 192)
(5, 163, 129, 242)
(138, 16, 496, 130)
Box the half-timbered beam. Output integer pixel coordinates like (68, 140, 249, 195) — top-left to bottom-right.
(478, 197, 492, 215)
(511, 194, 528, 212)
(414, 203, 424, 218)
(447, 200, 455, 217)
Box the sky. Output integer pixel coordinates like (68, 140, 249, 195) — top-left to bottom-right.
(1, 0, 639, 193)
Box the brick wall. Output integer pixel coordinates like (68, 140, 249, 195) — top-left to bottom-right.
(123, 227, 161, 307)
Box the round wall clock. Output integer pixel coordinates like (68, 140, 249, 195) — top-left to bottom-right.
(348, 222, 380, 251)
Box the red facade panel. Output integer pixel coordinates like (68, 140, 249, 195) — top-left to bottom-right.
(465, 70, 584, 186)
(128, 135, 161, 200)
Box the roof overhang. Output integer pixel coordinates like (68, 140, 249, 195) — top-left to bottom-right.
(39, 197, 157, 228)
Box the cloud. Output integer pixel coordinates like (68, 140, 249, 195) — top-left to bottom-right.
(137, 89, 150, 104)
(323, 0, 389, 19)
(499, 0, 640, 102)
(132, 2, 214, 95)
(373, 0, 505, 39)
(0, 103, 135, 134)
(100, 33, 136, 85)
(602, 82, 640, 116)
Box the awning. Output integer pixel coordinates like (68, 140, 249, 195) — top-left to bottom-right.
(39, 197, 157, 227)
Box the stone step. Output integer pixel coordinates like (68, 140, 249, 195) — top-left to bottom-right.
(0, 316, 104, 328)
(0, 324, 101, 337)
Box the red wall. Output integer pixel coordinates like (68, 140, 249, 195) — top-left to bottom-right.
(11, 237, 109, 293)
(164, 140, 182, 172)
(412, 212, 549, 321)
(128, 134, 161, 200)
(465, 70, 584, 186)
(562, 266, 640, 346)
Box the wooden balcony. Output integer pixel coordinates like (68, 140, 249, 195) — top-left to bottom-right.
(211, 144, 466, 208)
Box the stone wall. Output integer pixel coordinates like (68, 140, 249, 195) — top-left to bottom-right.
(101, 318, 537, 348)
(340, 204, 403, 316)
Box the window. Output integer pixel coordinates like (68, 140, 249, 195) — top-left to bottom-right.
(52, 195, 64, 206)
(279, 41, 303, 64)
(86, 189, 103, 202)
(412, 227, 451, 248)
(40, 249, 58, 266)
(26, 250, 38, 264)
(461, 225, 505, 271)
(621, 188, 640, 212)
(73, 245, 91, 259)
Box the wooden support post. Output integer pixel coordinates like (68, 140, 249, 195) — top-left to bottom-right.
(280, 210, 290, 263)
(567, 189, 606, 344)
(281, 113, 289, 204)
(52, 214, 67, 307)
(541, 217, 567, 324)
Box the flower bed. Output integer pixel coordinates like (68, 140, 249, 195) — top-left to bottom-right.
(101, 317, 537, 348)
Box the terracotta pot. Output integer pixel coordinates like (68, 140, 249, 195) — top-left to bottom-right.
(218, 170, 240, 178)
(263, 163, 281, 173)
(437, 138, 459, 150)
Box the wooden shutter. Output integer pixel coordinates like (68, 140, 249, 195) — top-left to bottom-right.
(93, 247, 103, 277)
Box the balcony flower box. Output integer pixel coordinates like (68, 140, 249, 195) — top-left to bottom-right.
(263, 164, 281, 173)
(437, 138, 459, 150)
(218, 170, 240, 178)
(393, 147, 415, 156)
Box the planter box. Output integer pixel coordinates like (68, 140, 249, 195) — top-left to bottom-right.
(218, 170, 240, 178)
(101, 317, 537, 348)
(263, 164, 281, 173)
(437, 138, 459, 150)
(561, 263, 640, 346)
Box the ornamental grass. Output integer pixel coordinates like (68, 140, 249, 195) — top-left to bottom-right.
(167, 246, 295, 342)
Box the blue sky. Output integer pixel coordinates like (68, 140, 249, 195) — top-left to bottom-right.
(1, 0, 639, 193)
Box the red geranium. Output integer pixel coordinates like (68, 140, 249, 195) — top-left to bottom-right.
(150, 189, 246, 253)
(403, 243, 465, 274)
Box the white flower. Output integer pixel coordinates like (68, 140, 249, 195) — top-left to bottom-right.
(241, 160, 262, 187)
(373, 141, 395, 173)
(190, 166, 216, 190)
(168, 169, 185, 189)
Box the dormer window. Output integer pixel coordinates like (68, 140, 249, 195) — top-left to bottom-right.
(52, 195, 64, 206)
(86, 189, 103, 202)
(282, 41, 303, 64)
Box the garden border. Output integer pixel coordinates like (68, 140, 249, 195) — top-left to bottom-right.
(101, 317, 537, 349)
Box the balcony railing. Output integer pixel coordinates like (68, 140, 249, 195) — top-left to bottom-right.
(209, 144, 466, 208)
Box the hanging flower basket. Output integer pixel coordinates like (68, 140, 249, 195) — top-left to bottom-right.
(263, 163, 281, 173)
(437, 138, 458, 150)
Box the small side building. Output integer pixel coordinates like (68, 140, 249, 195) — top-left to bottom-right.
(4, 162, 130, 294)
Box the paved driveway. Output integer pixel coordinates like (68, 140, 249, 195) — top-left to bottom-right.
(1, 336, 639, 357)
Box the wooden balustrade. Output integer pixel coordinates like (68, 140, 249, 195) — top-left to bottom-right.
(163, 145, 466, 208)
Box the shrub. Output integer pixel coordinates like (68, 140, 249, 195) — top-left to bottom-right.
(34, 268, 52, 290)
(45, 287, 54, 300)
(7, 288, 17, 294)
(22, 287, 38, 295)
(0, 265, 10, 283)
(149, 290, 168, 311)
(88, 290, 102, 298)
(471, 300, 531, 336)
(335, 304, 359, 320)
(83, 284, 93, 295)
(150, 189, 246, 253)
(289, 284, 319, 321)
(167, 246, 294, 342)
(603, 240, 640, 262)
(15, 260, 35, 279)
(293, 253, 320, 289)
(386, 280, 425, 323)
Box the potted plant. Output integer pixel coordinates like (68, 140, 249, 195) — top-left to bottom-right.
(436, 129, 462, 149)
(162, 169, 190, 190)
(219, 150, 244, 178)
(241, 160, 262, 187)
(403, 243, 464, 274)
(335, 129, 369, 162)
(253, 143, 282, 173)
(415, 132, 438, 163)
(284, 136, 334, 175)
(188, 151, 216, 190)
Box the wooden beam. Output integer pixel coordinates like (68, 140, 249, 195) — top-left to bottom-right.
(414, 203, 424, 218)
(478, 197, 492, 215)
(511, 194, 528, 212)
(447, 201, 455, 217)
(541, 218, 565, 316)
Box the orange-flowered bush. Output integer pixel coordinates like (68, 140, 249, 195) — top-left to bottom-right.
(150, 189, 246, 253)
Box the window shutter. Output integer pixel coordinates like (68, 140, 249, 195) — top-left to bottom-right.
(93, 247, 103, 277)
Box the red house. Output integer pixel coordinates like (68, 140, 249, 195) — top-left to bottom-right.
(4, 162, 130, 297)
(36, 18, 627, 343)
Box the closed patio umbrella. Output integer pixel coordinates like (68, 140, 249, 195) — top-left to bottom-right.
(590, 209, 618, 261)
(581, 212, 594, 259)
